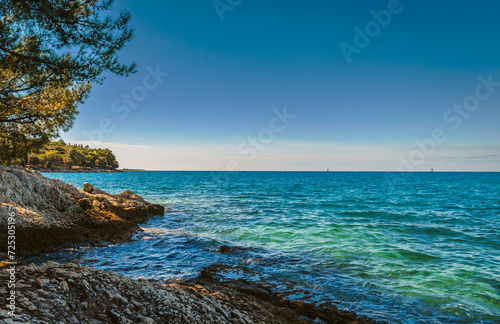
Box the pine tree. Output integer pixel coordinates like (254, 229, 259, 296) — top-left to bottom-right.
(0, 0, 136, 164)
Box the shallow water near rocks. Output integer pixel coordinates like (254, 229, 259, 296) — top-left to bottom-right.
(35, 171, 500, 324)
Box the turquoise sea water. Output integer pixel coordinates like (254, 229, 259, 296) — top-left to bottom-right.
(39, 171, 500, 323)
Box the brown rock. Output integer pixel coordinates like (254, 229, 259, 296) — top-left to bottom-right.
(0, 166, 164, 256)
(77, 198, 92, 211)
(83, 182, 94, 193)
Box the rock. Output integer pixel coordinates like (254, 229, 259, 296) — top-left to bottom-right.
(0, 165, 164, 256)
(82, 182, 94, 193)
(59, 281, 69, 293)
(92, 188, 107, 195)
(80, 279, 90, 291)
(77, 198, 92, 210)
(65, 271, 80, 278)
(45, 261, 61, 268)
(119, 189, 145, 202)
(112, 293, 128, 306)
(35, 279, 47, 288)
(220, 245, 231, 253)
(107, 309, 121, 322)
(96, 314, 111, 322)
(67, 316, 79, 324)
(36, 302, 51, 310)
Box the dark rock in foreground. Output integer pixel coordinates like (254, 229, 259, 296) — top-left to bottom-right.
(0, 261, 381, 324)
(0, 166, 164, 256)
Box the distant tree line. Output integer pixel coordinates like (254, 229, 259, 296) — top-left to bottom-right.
(25, 139, 119, 170)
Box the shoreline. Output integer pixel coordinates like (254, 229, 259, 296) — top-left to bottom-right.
(0, 166, 382, 323)
(0, 261, 381, 324)
(0, 166, 163, 256)
(35, 168, 147, 173)
(35, 168, 123, 173)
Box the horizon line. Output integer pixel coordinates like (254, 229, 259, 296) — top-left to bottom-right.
(116, 169, 500, 173)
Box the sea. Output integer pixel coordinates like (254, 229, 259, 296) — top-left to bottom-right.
(37, 171, 500, 324)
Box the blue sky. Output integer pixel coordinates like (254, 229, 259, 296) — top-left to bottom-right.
(62, 0, 500, 171)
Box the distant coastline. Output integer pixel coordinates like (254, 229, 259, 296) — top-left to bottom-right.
(36, 168, 123, 173)
(35, 167, 146, 173)
(5, 140, 123, 172)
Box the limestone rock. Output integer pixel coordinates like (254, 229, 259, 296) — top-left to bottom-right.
(0, 166, 165, 256)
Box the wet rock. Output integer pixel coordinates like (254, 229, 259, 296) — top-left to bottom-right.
(220, 245, 232, 253)
(82, 182, 94, 193)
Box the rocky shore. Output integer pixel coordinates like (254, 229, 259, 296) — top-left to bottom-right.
(0, 165, 164, 256)
(0, 166, 382, 323)
(0, 261, 379, 324)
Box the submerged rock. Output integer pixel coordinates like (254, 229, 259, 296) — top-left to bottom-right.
(0, 165, 165, 256)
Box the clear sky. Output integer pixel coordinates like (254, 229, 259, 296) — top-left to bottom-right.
(62, 0, 500, 171)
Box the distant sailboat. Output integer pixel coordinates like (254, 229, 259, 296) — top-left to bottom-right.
(430, 167, 434, 172)
(327, 169, 330, 172)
